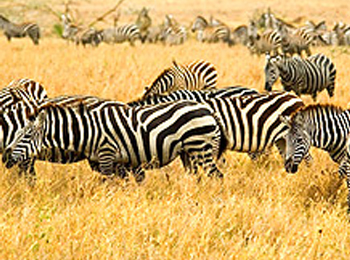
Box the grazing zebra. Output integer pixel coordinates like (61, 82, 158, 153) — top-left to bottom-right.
(159, 15, 187, 45)
(130, 90, 305, 162)
(101, 24, 142, 46)
(247, 28, 282, 55)
(229, 25, 249, 46)
(191, 16, 230, 44)
(61, 15, 103, 47)
(332, 22, 350, 46)
(0, 15, 40, 45)
(143, 60, 217, 98)
(280, 104, 350, 213)
(277, 24, 314, 56)
(264, 53, 336, 101)
(3, 100, 227, 184)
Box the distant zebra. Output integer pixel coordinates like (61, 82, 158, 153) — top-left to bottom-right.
(278, 24, 313, 56)
(101, 24, 142, 46)
(61, 14, 103, 47)
(3, 100, 227, 184)
(229, 25, 248, 46)
(264, 53, 336, 101)
(130, 90, 305, 163)
(159, 15, 187, 45)
(247, 27, 281, 55)
(191, 16, 230, 44)
(332, 22, 350, 46)
(136, 7, 152, 41)
(280, 104, 350, 212)
(143, 60, 217, 98)
(0, 15, 40, 45)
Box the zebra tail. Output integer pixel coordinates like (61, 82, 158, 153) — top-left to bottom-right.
(212, 112, 229, 160)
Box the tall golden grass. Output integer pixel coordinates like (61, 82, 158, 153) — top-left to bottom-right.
(1, 0, 350, 258)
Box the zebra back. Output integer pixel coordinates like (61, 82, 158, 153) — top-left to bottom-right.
(143, 60, 218, 98)
(129, 86, 258, 106)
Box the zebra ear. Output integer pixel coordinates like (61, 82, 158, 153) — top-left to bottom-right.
(279, 115, 292, 128)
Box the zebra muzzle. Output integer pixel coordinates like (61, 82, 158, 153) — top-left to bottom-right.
(285, 158, 298, 174)
(265, 82, 272, 91)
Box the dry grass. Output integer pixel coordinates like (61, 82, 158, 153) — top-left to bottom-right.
(1, 0, 350, 259)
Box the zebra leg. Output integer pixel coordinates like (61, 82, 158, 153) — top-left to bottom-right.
(312, 93, 318, 102)
(196, 149, 223, 179)
(4, 32, 11, 42)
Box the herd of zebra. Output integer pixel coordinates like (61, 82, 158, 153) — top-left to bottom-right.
(1, 56, 350, 212)
(2, 8, 350, 53)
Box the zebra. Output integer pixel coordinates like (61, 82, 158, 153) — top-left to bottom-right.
(247, 26, 282, 55)
(136, 7, 152, 41)
(129, 90, 305, 163)
(191, 16, 230, 44)
(3, 99, 227, 184)
(332, 22, 350, 46)
(0, 78, 48, 112)
(101, 24, 142, 46)
(61, 14, 103, 47)
(142, 60, 218, 98)
(280, 104, 350, 213)
(277, 23, 313, 56)
(0, 15, 40, 45)
(159, 15, 187, 45)
(264, 53, 336, 101)
(229, 25, 249, 46)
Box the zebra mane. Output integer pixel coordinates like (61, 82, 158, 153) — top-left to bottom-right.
(291, 103, 345, 122)
(146, 67, 173, 91)
(0, 15, 10, 23)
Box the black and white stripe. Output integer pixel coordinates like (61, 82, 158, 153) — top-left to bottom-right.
(264, 53, 336, 101)
(61, 15, 103, 47)
(0, 79, 48, 111)
(0, 15, 40, 45)
(159, 15, 187, 45)
(130, 89, 304, 160)
(247, 28, 282, 55)
(3, 99, 227, 183)
(143, 60, 217, 98)
(101, 24, 142, 46)
(191, 16, 230, 44)
(280, 104, 350, 212)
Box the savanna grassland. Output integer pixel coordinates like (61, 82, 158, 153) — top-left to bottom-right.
(2, 0, 350, 259)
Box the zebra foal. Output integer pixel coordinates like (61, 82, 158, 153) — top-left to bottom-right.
(3, 100, 227, 184)
(265, 53, 336, 101)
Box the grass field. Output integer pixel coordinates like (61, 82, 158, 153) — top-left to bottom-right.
(1, 0, 350, 259)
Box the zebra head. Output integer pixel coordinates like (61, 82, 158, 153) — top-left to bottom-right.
(191, 16, 208, 32)
(2, 110, 46, 169)
(61, 14, 78, 39)
(280, 113, 311, 174)
(264, 54, 282, 91)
